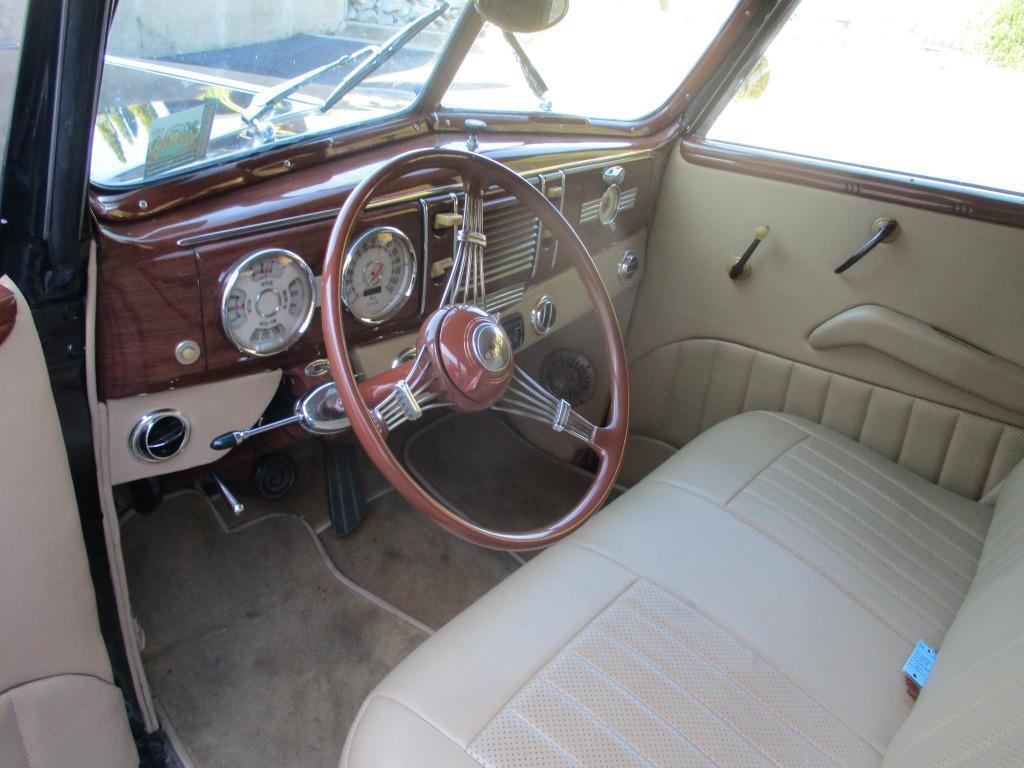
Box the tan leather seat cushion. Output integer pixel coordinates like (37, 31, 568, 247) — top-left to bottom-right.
(343, 411, 994, 767)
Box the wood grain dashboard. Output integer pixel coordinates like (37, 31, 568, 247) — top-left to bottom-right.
(92, 128, 673, 400)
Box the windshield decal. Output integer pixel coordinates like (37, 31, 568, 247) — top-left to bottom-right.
(144, 102, 215, 179)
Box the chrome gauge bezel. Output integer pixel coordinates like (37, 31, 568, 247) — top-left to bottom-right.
(341, 226, 418, 325)
(220, 248, 317, 357)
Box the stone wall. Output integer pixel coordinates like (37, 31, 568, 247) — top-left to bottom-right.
(347, 0, 465, 30)
(108, 0, 353, 58)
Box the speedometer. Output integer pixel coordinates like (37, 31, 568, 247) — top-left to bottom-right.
(341, 227, 417, 324)
(220, 248, 316, 357)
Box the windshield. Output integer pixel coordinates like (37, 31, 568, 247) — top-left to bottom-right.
(91, 0, 743, 188)
(91, 0, 461, 186)
(443, 0, 740, 120)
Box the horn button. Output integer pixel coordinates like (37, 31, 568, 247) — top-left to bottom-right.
(433, 306, 513, 407)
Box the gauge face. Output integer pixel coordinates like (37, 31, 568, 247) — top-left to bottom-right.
(341, 227, 417, 325)
(220, 249, 316, 357)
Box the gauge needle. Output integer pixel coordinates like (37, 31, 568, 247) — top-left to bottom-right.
(367, 261, 384, 286)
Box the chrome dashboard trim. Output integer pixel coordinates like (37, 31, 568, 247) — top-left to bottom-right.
(175, 149, 655, 248)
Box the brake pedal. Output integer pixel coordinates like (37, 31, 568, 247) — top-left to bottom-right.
(323, 442, 367, 538)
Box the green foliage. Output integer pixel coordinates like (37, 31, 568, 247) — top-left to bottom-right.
(979, 0, 1024, 70)
(736, 55, 771, 100)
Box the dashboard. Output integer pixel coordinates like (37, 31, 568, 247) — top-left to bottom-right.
(91, 128, 672, 483)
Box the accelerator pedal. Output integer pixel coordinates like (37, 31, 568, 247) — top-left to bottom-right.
(323, 442, 367, 538)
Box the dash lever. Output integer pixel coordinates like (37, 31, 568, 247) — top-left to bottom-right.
(209, 414, 302, 451)
(210, 381, 350, 450)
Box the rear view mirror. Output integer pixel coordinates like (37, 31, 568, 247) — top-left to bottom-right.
(474, 0, 568, 33)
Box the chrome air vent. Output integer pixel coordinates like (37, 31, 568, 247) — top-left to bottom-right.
(129, 409, 190, 463)
(481, 195, 541, 283)
(448, 193, 540, 291)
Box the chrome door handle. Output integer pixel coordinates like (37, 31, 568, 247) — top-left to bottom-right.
(836, 217, 899, 274)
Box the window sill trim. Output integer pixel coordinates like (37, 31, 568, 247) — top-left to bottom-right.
(681, 138, 1024, 229)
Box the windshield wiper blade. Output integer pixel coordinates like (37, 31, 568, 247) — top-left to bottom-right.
(242, 44, 378, 126)
(502, 31, 550, 110)
(319, 1, 449, 114)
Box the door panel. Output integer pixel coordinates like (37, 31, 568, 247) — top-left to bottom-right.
(624, 149, 1024, 495)
(0, 277, 137, 768)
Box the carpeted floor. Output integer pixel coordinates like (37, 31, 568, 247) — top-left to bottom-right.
(122, 456, 518, 768)
(123, 491, 426, 768)
(122, 420, 606, 767)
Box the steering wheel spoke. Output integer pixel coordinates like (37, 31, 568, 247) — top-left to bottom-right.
(494, 365, 599, 447)
(439, 188, 488, 310)
(365, 348, 449, 434)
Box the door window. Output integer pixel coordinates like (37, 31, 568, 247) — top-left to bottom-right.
(705, 0, 1024, 194)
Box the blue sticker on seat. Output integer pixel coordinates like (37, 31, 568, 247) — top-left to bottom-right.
(903, 640, 937, 688)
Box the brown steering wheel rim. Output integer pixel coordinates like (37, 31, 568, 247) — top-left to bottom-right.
(322, 147, 628, 550)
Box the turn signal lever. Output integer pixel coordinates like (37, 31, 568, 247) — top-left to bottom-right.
(210, 382, 349, 450)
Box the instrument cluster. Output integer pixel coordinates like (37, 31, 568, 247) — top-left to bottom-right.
(219, 225, 418, 357)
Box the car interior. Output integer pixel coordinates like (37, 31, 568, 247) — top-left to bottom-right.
(1, 0, 1023, 766)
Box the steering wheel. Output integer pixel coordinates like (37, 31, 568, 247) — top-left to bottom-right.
(321, 148, 627, 550)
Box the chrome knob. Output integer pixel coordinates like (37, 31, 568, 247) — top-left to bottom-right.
(465, 118, 487, 152)
(602, 165, 625, 186)
(617, 250, 639, 283)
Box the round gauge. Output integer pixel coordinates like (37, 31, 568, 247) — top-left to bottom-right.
(341, 227, 417, 325)
(220, 248, 316, 357)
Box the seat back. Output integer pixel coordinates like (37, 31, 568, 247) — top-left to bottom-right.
(0, 277, 137, 767)
(882, 462, 1024, 766)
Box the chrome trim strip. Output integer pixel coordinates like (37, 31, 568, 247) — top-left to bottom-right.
(419, 197, 431, 314)
(176, 150, 655, 248)
(484, 283, 526, 314)
(532, 174, 544, 279)
(551, 169, 566, 270)
(580, 186, 637, 224)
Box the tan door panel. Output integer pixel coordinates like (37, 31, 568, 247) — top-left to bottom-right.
(624, 149, 1024, 491)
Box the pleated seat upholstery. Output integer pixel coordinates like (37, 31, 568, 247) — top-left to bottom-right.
(343, 411, 1022, 768)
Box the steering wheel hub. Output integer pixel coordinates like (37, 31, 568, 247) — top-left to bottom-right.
(471, 320, 512, 373)
(432, 305, 513, 408)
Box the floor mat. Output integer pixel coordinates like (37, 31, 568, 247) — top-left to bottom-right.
(122, 465, 518, 768)
(320, 490, 518, 630)
(403, 411, 597, 543)
(123, 492, 425, 768)
(217, 439, 519, 629)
